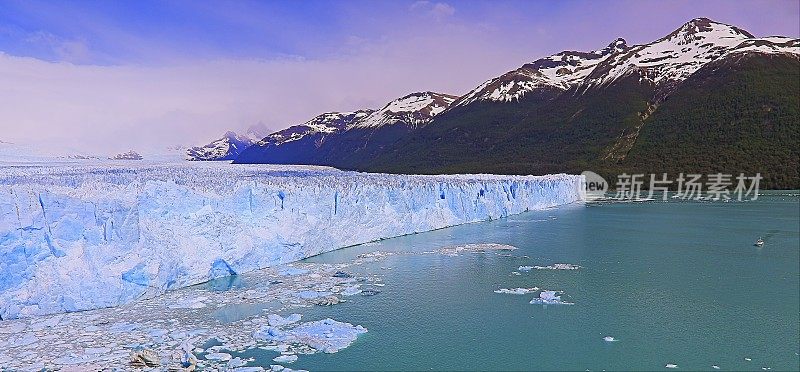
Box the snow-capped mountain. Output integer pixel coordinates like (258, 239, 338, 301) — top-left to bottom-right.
(352, 92, 458, 128)
(109, 150, 143, 160)
(258, 110, 373, 147)
(584, 18, 797, 88)
(454, 38, 630, 106)
(455, 18, 798, 106)
(235, 18, 798, 189)
(235, 92, 457, 165)
(186, 131, 253, 161)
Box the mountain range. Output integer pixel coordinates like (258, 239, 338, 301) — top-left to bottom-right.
(205, 18, 797, 188)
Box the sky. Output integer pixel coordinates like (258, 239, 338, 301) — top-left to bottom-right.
(0, 0, 798, 155)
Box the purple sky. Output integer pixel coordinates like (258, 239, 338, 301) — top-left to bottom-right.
(0, 0, 798, 155)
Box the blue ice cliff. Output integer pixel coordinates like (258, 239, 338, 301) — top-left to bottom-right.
(0, 163, 584, 318)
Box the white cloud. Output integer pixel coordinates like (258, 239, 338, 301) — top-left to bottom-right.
(410, 1, 455, 19)
(0, 24, 536, 156)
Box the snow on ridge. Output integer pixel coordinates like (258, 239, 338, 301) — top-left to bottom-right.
(0, 163, 584, 319)
(457, 18, 799, 105)
(351, 92, 458, 129)
(454, 38, 630, 106)
(258, 110, 374, 147)
(185, 131, 255, 161)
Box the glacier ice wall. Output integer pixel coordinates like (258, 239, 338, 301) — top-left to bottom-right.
(0, 163, 583, 319)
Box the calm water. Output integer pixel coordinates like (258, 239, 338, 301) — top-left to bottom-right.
(242, 192, 800, 371)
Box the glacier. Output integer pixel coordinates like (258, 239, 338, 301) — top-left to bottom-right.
(0, 162, 583, 319)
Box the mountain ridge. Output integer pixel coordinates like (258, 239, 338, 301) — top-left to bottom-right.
(234, 18, 799, 188)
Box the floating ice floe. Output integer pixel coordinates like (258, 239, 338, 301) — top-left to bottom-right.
(435, 243, 518, 256)
(665, 363, 678, 368)
(603, 336, 618, 342)
(254, 318, 367, 354)
(0, 260, 381, 370)
(533, 263, 582, 270)
(227, 357, 248, 368)
(267, 314, 302, 327)
(273, 354, 298, 363)
(745, 357, 752, 361)
(341, 285, 363, 296)
(711, 365, 720, 369)
(278, 267, 310, 276)
(205, 352, 232, 361)
(294, 291, 333, 299)
(529, 290, 574, 305)
(518, 266, 534, 272)
(494, 287, 539, 295)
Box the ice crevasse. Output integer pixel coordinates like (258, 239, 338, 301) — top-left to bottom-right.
(0, 163, 584, 319)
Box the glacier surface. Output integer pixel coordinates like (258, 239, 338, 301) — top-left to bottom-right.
(0, 162, 583, 319)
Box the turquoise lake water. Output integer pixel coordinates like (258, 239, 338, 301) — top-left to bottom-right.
(242, 192, 800, 371)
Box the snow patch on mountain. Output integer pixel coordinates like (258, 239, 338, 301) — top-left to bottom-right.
(455, 39, 629, 106)
(259, 110, 373, 147)
(352, 92, 458, 129)
(185, 131, 255, 161)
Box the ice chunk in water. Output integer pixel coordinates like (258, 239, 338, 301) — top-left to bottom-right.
(295, 291, 332, 299)
(529, 290, 574, 305)
(494, 287, 539, 295)
(273, 354, 298, 363)
(267, 314, 302, 327)
(341, 285, 362, 296)
(205, 352, 232, 361)
(254, 318, 367, 354)
(278, 267, 310, 276)
(291, 318, 367, 353)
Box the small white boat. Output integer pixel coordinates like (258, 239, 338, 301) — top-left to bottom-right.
(755, 238, 765, 247)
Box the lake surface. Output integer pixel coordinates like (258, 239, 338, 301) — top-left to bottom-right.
(244, 192, 800, 371)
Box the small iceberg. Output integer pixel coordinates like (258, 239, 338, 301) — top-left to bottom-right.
(341, 285, 362, 296)
(360, 289, 380, 296)
(665, 363, 678, 369)
(494, 287, 539, 295)
(533, 263, 582, 270)
(254, 318, 367, 354)
(518, 266, 534, 272)
(295, 291, 332, 299)
(278, 267, 310, 276)
(273, 354, 298, 364)
(292, 318, 368, 353)
(205, 352, 232, 361)
(267, 314, 302, 327)
(603, 336, 618, 342)
(529, 290, 573, 305)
